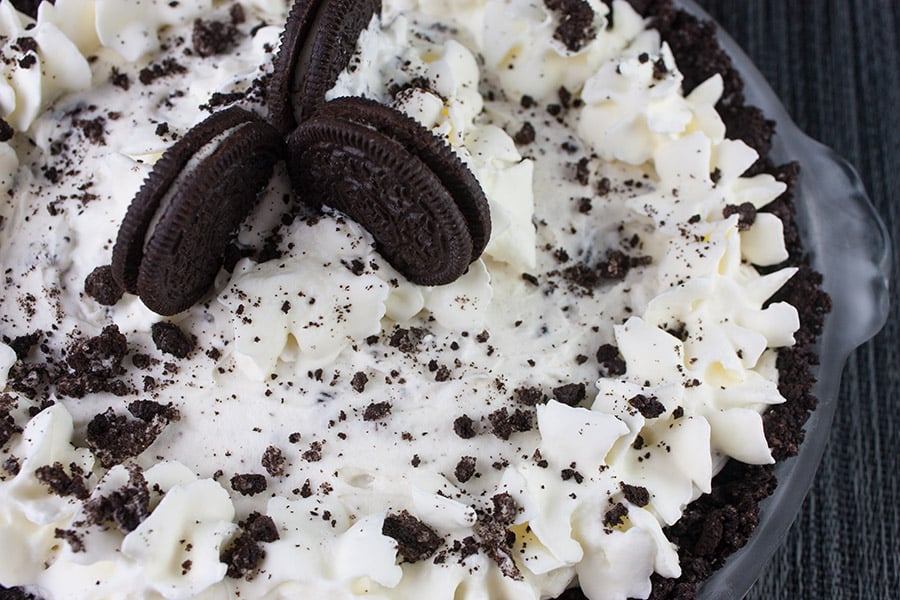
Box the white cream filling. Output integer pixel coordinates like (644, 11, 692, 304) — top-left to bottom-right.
(141, 120, 254, 256)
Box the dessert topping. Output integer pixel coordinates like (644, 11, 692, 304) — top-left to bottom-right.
(382, 510, 443, 563)
(111, 107, 284, 315)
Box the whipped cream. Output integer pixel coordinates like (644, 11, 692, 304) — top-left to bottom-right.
(0, 1, 800, 599)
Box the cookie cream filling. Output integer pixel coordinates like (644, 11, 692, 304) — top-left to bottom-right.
(0, 1, 799, 599)
(140, 119, 257, 254)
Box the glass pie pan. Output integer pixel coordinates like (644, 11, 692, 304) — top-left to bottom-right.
(669, 1, 895, 598)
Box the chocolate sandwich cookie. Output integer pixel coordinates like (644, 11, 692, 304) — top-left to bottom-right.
(267, 0, 382, 134)
(286, 97, 491, 286)
(111, 107, 284, 316)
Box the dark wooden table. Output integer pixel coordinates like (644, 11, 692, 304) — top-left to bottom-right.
(693, 2, 899, 598)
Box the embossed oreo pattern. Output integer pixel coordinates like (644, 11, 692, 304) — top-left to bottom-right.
(289, 117, 474, 286)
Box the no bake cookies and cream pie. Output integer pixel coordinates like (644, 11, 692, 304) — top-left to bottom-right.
(0, 1, 829, 599)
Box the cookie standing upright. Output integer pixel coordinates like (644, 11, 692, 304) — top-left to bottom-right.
(286, 97, 491, 286)
(267, 0, 382, 134)
(111, 107, 284, 315)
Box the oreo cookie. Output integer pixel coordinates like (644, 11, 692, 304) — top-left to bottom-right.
(111, 107, 284, 315)
(267, 0, 382, 134)
(286, 97, 491, 286)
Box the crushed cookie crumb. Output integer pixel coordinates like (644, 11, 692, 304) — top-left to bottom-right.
(628, 394, 666, 419)
(351, 371, 368, 393)
(488, 407, 534, 440)
(723, 202, 758, 230)
(192, 18, 239, 57)
(84, 265, 123, 306)
(261, 446, 285, 477)
(544, 0, 597, 52)
(603, 502, 629, 527)
(34, 462, 89, 500)
(552, 382, 586, 406)
(621, 483, 650, 507)
(363, 401, 391, 421)
(54, 528, 86, 553)
(83, 464, 150, 533)
(230, 473, 268, 496)
(139, 58, 187, 85)
(453, 414, 477, 439)
(454, 456, 476, 483)
(513, 121, 536, 145)
(513, 386, 545, 406)
(151, 322, 194, 358)
(301, 440, 325, 462)
(382, 510, 442, 563)
(596, 343, 626, 376)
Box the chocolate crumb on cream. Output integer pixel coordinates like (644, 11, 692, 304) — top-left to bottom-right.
(383, 510, 443, 563)
(84, 265, 124, 306)
(192, 17, 240, 57)
(82, 464, 151, 533)
(454, 455, 477, 483)
(261, 445, 286, 477)
(230, 473, 268, 496)
(34, 462, 90, 500)
(150, 322, 194, 358)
